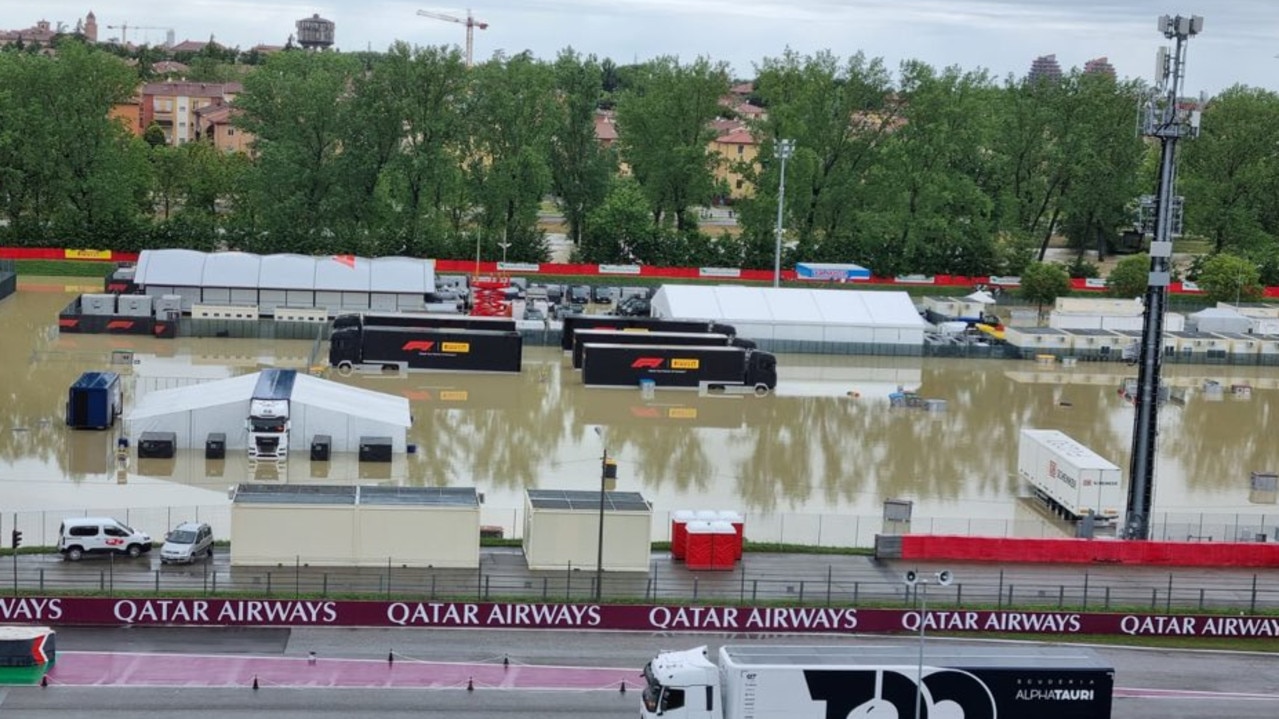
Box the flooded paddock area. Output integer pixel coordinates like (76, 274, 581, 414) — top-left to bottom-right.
(4, 277, 1279, 546)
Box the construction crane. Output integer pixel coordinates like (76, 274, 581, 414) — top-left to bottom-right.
(107, 23, 175, 47)
(416, 8, 488, 68)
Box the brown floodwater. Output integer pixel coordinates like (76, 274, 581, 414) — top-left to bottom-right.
(4, 278, 1279, 545)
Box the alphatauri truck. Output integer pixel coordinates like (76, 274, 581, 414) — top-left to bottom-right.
(641, 645, 1114, 719)
(329, 325, 522, 374)
(581, 344, 776, 394)
(571, 329, 755, 369)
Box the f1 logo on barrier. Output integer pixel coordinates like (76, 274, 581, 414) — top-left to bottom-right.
(105, 320, 134, 330)
(631, 357, 664, 369)
(403, 341, 436, 352)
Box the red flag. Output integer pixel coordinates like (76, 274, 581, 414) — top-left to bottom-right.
(333, 254, 356, 268)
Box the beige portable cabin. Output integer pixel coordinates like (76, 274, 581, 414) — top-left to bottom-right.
(522, 489, 652, 572)
(1064, 329, 1120, 360)
(1213, 332, 1262, 364)
(1003, 327, 1073, 358)
(1163, 331, 1230, 364)
(230, 484, 480, 568)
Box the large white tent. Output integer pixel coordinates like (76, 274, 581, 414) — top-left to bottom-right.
(650, 285, 927, 352)
(133, 249, 437, 314)
(124, 371, 412, 453)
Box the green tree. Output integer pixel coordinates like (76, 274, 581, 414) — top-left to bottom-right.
(1019, 261, 1071, 317)
(463, 51, 555, 262)
(142, 122, 167, 148)
(1106, 254, 1151, 298)
(579, 177, 654, 263)
(1180, 86, 1279, 254)
(1196, 253, 1262, 304)
(550, 48, 613, 253)
(615, 56, 728, 233)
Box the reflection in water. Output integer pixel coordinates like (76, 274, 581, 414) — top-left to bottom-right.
(4, 280, 1279, 540)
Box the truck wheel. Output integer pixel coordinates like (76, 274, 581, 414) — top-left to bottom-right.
(126, 544, 143, 559)
(337, 362, 354, 377)
(754, 384, 771, 397)
(66, 547, 84, 562)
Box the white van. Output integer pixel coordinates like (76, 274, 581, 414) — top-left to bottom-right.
(57, 517, 153, 561)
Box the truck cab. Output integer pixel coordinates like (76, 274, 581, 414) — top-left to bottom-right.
(641, 646, 720, 719)
(247, 369, 295, 461)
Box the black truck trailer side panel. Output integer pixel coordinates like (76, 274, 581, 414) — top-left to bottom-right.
(560, 315, 737, 351)
(802, 664, 1113, 718)
(332, 326, 523, 373)
(581, 344, 753, 389)
(571, 330, 732, 369)
(333, 312, 517, 333)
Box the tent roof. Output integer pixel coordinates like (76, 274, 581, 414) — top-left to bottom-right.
(1191, 307, 1246, 318)
(964, 290, 997, 304)
(653, 285, 927, 328)
(125, 371, 412, 428)
(133, 250, 435, 293)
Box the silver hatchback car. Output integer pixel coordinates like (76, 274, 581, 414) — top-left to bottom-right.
(160, 522, 214, 564)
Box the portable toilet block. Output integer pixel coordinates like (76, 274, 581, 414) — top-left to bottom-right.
(716, 510, 745, 559)
(684, 521, 715, 570)
(708, 521, 738, 569)
(671, 510, 695, 560)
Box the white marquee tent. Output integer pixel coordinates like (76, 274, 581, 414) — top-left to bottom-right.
(650, 285, 927, 350)
(133, 249, 437, 314)
(124, 371, 412, 453)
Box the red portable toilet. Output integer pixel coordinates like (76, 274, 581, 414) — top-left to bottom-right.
(708, 521, 737, 569)
(684, 521, 715, 570)
(671, 510, 695, 560)
(717, 510, 744, 559)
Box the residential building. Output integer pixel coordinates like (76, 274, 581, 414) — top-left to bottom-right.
(1084, 56, 1117, 78)
(1028, 54, 1063, 84)
(140, 81, 243, 146)
(710, 125, 758, 200)
(195, 103, 252, 154)
(109, 92, 143, 136)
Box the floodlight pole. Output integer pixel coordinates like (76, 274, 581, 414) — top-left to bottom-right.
(1125, 14, 1203, 540)
(773, 139, 795, 288)
(594, 428, 607, 602)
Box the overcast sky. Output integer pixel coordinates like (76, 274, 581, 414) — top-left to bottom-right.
(6, 1, 1277, 94)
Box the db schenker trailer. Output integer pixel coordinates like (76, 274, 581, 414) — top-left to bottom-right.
(581, 344, 776, 395)
(571, 329, 755, 369)
(641, 644, 1113, 719)
(560, 315, 737, 351)
(329, 325, 522, 374)
(1018, 428, 1124, 523)
(332, 312, 516, 333)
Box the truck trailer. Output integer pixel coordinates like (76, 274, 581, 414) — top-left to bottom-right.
(641, 644, 1114, 719)
(329, 325, 523, 374)
(247, 369, 295, 461)
(1018, 428, 1124, 522)
(571, 329, 754, 369)
(65, 371, 123, 430)
(581, 344, 776, 394)
(332, 312, 516, 333)
(560, 315, 737, 351)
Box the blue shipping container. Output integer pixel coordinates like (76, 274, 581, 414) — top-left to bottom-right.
(66, 371, 123, 430)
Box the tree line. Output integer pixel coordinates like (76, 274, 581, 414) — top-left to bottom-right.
(2, 39, 1278, 281)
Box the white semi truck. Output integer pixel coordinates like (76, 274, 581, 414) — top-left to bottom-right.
(247, 369, 295, 461)
(1018, 429, 1124, 522)
(640, 644, 1114, 719)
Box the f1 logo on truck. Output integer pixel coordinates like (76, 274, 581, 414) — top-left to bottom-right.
(631, 357, 701, 370)
(403, 341, 436, 352)
(631, 357, 665, 369)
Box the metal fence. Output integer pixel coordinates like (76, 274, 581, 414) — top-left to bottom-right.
(6, 552, 1279, 615)
(6, 506, 1279, 553)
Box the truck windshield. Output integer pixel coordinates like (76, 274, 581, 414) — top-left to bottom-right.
(250, 418, 285, 432)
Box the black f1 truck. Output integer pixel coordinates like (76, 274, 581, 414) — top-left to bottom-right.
(560, 315, 737, 351)
(570, 329, 755, 369)
(581, 344, 777, 395)
(329, 325, 523, 374)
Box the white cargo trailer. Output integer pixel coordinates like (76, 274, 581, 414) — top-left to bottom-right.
(1018, 429, 1123, 522)
(640, 644, 1114, 719)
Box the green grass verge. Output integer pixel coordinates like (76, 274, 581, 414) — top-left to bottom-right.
(15, 260, 114, 278)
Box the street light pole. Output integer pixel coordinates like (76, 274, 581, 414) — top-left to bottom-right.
(594, 427, 608, 602)
(905, 569, 953, 719)
(773, 139, 795, 288)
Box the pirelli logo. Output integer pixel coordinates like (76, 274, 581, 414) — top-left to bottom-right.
(670, 358, 700, 370)
(667, 408, 698, 419)
(441, 342, 470, 353)
(440, 390, 469, 401)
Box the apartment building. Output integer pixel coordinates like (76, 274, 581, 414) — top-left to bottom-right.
(140, 81, 243, 146)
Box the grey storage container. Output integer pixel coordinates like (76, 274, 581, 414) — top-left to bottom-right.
(117, 294, 153, 317)
(154, 294, 183, 315)
(80, 293, 117, 316)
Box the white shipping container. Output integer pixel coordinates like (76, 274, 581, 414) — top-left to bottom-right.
(1018, 429, 1123, 520)
(116, 294, 153, 318)
(80, 293, 117, 316)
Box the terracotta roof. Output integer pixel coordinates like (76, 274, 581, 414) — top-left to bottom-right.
(715, 128, 756, 145)
(142, 81, 243, 98)
(252, 44, 285, 54)
(735, 103, 765, 117)
(195, 103, 235, 124)
(170, 39, 225, 53)
(594, 115, 618, 141)
(730, 81, 754, 95)
(711, 118, 743, 132)
(152, 61, 190, 74)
